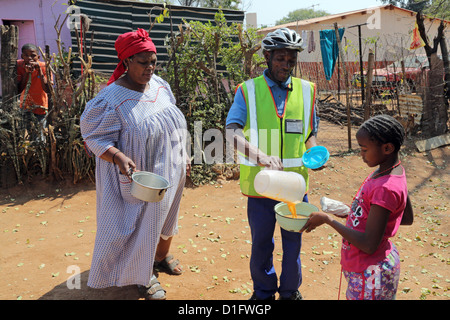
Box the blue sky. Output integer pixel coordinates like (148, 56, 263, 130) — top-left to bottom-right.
(243, 0, 384, 27)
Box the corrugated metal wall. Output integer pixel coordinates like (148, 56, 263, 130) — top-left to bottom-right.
(71, 0, 244, 75)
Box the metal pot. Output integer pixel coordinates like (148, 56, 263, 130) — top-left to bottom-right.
(130, 171, 170, 202)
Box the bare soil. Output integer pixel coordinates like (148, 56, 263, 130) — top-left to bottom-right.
(0, 122, 448, 301)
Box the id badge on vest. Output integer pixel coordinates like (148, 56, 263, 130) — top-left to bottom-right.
(285, 119, 303, 134)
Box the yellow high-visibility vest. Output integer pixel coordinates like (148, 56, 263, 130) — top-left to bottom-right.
(238, 75, 316, 197)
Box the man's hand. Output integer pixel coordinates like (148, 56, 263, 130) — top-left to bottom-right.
(257, 154, 283, 170)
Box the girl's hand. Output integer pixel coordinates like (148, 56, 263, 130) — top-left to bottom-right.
(300, 211, 333, 233)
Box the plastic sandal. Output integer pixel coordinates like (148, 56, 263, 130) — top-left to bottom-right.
(138, 275, 166, 300)
(154, 254, 182, 275)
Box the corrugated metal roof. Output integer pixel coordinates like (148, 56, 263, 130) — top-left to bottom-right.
(71, 0, 244, 75)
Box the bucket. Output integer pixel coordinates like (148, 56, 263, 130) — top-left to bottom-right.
(130, 171, 171, 202)
(254, 170, 306, 203)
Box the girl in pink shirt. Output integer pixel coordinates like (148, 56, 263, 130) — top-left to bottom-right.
(301, 115, 414, 299)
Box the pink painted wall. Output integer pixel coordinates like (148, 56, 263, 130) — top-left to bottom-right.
(1, 0, 72, 54)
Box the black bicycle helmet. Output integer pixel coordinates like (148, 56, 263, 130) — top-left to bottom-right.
(261, 28, 303, 52)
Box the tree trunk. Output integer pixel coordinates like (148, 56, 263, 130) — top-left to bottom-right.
(440, 30, 450, 102)
(1, 25, 19, 112)
(364, 49, 375, 120)
(416, 13, 448, 137)
(423, 53, 447, 136)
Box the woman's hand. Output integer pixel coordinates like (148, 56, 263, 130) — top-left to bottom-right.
(185, 154, 192, 177)
(114, 152, 136, 179)
(186, 163, 191, 177)
(102, 148, 136, 180)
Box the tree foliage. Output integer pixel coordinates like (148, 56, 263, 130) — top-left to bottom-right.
(139, 0, 241, 10)
(275, 8, 330, 25)
(380, 0, 450, 20)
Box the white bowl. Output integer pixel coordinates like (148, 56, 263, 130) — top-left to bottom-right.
(274, 202, 318, 232)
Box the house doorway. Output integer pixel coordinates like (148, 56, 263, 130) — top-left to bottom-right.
(2, 20, 36, 58)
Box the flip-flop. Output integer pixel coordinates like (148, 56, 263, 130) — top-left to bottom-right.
(154, 254, 183, 275)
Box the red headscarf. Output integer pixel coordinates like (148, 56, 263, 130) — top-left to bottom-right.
(107, 28, 157, 85)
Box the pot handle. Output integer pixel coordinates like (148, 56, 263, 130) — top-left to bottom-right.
(158, 184, 172, 195)
(127, 168, 134, 179)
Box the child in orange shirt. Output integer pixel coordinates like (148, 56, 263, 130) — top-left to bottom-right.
(16, 43, 50, 141)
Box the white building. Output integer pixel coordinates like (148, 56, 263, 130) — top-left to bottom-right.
(258, 4, 450, 91)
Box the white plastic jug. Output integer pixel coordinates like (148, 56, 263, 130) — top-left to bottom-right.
(254, 170, 306, 203)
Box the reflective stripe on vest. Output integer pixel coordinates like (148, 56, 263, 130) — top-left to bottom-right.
(238, 155, 303, 168)
(246, 79, 258, 147)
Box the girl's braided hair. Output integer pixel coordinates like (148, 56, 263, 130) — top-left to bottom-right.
(358, 115, 405, 152)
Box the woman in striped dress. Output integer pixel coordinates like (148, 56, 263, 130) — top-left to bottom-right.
(80, 29, 189, 299)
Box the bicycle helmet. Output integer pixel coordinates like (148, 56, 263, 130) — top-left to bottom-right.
(261, 28, 303, 52)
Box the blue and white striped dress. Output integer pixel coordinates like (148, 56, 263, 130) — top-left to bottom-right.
(80, 75, 187, 288)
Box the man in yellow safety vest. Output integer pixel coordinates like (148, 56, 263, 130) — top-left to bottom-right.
(226, 28, 324, 300)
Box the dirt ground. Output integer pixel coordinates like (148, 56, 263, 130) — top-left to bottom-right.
(0, 122, 448, 301)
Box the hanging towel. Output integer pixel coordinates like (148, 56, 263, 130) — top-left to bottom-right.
(319, 28, 345, 80)
(308, 30, 315, 53)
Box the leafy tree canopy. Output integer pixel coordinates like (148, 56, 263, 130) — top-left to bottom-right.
(138, 0, 241, 10)
(275, 8, 330, 25)
(380, 0, 449, 20)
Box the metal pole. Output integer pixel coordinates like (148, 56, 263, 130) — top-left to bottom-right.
(358, 25, 364, 103)
(334, 23, 352, 150)
(337, 53, 341, 101)
(348, 23, 368, 104)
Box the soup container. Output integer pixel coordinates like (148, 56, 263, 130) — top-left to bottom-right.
(130, 171, 170, 202)
(254, 170, 306, 203)
(274, 202, 318, 232)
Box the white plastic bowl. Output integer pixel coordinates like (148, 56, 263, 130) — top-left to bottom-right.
(274, 202, 318, 232)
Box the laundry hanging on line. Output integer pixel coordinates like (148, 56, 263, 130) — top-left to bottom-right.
(308, 30, 315, 53)
(410, 22, 425, 50)
(319, 28, 345, 80)
(299, 30, 315, 52)
(301, 30, 308, 51)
